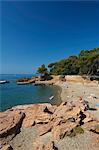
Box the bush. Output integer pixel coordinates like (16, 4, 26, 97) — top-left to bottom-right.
(66, 126, 84, 138)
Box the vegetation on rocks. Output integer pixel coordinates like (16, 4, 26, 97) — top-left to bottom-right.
(60, 126, 84, 139)
(37, 64, 47, 75)
(37, 64, 53, 81)
(0, 100, 98, 149)
(66, 126, 84, 138)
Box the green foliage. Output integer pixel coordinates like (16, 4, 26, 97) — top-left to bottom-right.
(60, 126, 84, 139)
(48, 48, 99, 75)
(37, 65, 53, 81)
(37, 64, 47, 75)
(48, 63, 56, 68)
(66, 126, 84, 138)
(73, 126, 84, 134)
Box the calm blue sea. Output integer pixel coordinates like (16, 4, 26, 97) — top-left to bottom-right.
(0, 74, 61, 112)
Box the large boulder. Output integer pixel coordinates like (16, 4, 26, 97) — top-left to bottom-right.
(22, 104, 56, 128)
(0, 110, 25, 146)
(52, 102, 73, 119)
(52, 102, 81, 124)
(37, 122, 53, 136)
(52, 122, 77, 139)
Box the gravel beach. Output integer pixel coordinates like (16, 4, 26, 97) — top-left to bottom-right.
(59, 81, 99, 120)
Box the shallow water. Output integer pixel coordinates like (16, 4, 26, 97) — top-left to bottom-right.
(0, 74, 61, 111)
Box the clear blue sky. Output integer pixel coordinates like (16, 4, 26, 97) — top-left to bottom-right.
(1, 1, 99, 74)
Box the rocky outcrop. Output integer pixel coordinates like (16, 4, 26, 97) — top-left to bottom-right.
(0, 110, 25, 146)
(21, 104, 57, 128)
(19, 101, 84, 130)
(0, 99, 98, 149)
(37, 122, 53, 136)
(52, 122, 77, 139)
(1, 145, 13, 150)
(16, 77, 36, 85)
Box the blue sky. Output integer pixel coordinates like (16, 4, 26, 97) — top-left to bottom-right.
(1, 1, 99, 74)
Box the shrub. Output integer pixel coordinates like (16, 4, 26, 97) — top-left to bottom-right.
(67, 126, 84, 138)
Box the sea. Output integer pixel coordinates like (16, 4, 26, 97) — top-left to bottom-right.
(0, 74, 61, 112)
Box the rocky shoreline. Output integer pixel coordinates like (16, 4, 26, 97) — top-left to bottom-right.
(0, 76, 99, 150)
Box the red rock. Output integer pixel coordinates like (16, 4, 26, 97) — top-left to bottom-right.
(52, 122, 77, 139)
(21, 104, 55, 128)
(95, 126, 99, 133)
(72, 100, 89, 111)
(0, 110, 25, 138)
(83, 112, 93, 123)
(0, 101, 98, 148)
(1, 145, 13, 150)
(33, 137, 44, 150)
(90, 124, 99, 134)
(52, 102, 73, 119)
(37, 122, 53, 136)
(82, 120, 99, 131)
(33, 139, 57, 150)
(43, 105, 57, 114)
(44, 141, 58, 150)
(90, 133, 99, 148)
(53, 118, 66, 126)
(0, 110, 24, 147)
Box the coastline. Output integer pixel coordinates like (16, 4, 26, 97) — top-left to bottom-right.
(10, 84, 62, 110)
(2, 75, 99, 116)
(0, 77, 62, 112)
(1, 75, 99, 113)
(0, 76, 99, 150)
(56, 78, 99, 120)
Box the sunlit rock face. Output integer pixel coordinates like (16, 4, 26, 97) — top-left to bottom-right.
(0, 99, 99, 149)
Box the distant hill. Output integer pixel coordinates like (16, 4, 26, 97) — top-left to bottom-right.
(48, 48, 99, 75)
